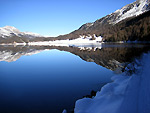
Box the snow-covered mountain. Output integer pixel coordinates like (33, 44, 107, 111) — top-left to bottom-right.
(85, 0, 150, 26)
(108, 0, 150, 24)
(55, 0, 150, 42)
(0, 26, 43, 38)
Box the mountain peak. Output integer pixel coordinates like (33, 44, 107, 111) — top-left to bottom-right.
(3, 26, 20, 32)
(78, 0, 150, 32)
(109, 0, 150, 24)
(0, 26, 42, 39)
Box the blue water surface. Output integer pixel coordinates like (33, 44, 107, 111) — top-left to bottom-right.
(0, 49, 114, 113)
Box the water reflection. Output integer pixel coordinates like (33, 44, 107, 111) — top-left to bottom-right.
(0, 43, 150, 71)
(0, 43, 150, 113)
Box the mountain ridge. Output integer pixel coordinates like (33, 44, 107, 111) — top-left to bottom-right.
(0, 26, 46, 43)
(53, 0, 150, 41)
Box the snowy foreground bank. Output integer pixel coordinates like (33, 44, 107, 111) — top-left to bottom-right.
(70, 52, 150, 113)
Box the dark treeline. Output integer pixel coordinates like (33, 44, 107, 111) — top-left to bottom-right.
(103, 10, 150, 42)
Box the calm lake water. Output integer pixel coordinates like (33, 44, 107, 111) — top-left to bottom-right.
(0, 43, 150, 113)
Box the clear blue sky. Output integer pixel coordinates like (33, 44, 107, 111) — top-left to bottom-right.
(0, 0, 135, 37)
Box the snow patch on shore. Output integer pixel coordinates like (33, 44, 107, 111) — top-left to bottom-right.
(28, 35, 103, 47)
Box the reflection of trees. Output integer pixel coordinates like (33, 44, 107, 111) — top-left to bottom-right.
(54, 45, 150, 71)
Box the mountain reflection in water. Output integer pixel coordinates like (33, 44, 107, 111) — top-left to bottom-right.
(0, 43, 150, 113)
(0, 43, 150, 71)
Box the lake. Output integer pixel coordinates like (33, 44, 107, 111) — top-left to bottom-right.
(0, 43, 150, 113)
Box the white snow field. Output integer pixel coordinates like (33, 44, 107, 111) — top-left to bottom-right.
(28, 35, 103, 46)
